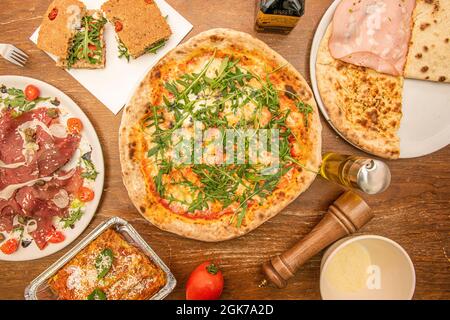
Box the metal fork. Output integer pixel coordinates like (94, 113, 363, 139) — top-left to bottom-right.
(0, 43, 28, 67)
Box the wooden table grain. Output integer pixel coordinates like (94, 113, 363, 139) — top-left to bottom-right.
(0, 0, 449, 300)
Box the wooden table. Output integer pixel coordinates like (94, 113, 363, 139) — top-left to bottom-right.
(0, 0, 449, 300)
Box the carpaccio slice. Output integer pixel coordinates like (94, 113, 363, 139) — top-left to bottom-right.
(0, 106, 83, 250)
(329, 0, 416, 76)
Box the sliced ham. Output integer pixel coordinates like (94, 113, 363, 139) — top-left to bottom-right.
(329, 0, 416, 76)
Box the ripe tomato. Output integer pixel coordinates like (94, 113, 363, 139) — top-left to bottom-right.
(78, 186, 95, 202)
(47, 230, 65, 244)
(24, 85, 40, 101)
(48, 8, 58, 20)
(186, 261, 224, 300)
(88, 44, 98, 57)
(67, 118, 83, 134)
(0, 239, 19, 255)
(114, 20, 123, 32)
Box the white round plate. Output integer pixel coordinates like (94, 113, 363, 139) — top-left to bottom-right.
(0, 76, 104, 261)
(310, 0, 450, 158)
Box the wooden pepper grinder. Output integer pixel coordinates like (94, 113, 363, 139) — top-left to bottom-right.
(261, 191, 373, 288)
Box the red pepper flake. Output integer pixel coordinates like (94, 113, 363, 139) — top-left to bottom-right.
(114, 20, 123, 32)
(48, 8, 58, 20)
(145, 0, 154, 4)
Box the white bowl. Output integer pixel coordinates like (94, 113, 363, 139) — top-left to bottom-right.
(320, 235, 415, 300)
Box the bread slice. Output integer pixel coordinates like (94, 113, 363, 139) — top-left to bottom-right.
(101, 0, 172, 59)
(57, 10, 107, 69)
(37, 0, 86, 59)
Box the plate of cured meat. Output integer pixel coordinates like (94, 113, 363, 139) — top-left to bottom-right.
(0, 76, 104, 261)
(311, 0, 450, 159)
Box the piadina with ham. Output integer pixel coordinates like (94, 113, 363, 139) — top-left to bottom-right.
(316, 0, 449, 159)
(0, 84, 98, 255)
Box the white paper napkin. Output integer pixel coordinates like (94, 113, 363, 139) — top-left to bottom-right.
(30, 0, 192, 114)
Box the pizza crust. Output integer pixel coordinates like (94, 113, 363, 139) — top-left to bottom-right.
(120, 28, 321, 241)
(316, 25, 403, 159)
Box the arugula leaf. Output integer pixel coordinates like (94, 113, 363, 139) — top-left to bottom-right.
(0, 87, 49, 117)
(117, 38, 130, 61)
(60, 199, 84, 228)
(66, 15, 107, 69)
(80, 153, 99, 180)
(295, 101, 313, 127)
(145, 39, 167, 54)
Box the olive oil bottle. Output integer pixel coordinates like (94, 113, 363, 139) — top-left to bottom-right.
(320, 152, 391, 195)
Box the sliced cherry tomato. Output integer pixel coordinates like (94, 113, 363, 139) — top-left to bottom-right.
(290, 145, 301, 157)
(47, 230, 65, 244)
(67, 117, 83, 134)
(186, 261, 224, 300)
(0, 239, 19, 255)
(114, 20, 123, 32)
(78, 186, 95, 202)
(88, 44, 98, 57)
(48, 7, 58, 20)
(24, 84, 40, 101)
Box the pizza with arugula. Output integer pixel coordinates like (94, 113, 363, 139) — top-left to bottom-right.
(119, 29, 321, 241)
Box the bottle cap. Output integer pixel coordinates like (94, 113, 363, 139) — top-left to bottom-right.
(354, 159, 391, 195)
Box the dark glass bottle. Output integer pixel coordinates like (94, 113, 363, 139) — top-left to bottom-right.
(255, 0, 305, 34)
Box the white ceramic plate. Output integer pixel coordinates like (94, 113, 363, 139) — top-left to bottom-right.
(310, 0, 450, 158)
(0, 75, 104, 261)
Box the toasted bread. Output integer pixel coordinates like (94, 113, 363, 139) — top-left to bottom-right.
(101, 0, 172, 59)
(37, 0, 86, 59)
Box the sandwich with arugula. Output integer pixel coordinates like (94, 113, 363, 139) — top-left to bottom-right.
(37, 0, 107, 69)
(101, 0, 172, 61)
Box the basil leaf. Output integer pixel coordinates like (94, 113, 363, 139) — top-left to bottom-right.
(87, 288, 107, 300)
(95, 248, 114, 279)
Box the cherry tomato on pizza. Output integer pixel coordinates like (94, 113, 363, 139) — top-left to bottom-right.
(24, 85, 40, 101)
(186, 261, 224, 300)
